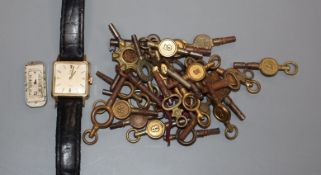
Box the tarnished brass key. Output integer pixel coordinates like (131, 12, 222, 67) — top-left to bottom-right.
(164, 117, 190, 129)
(203, 71, 231, 104)
(193, 34, 236, 49)
(147, 38, 203, 59)
(82, 66, 127, 145)
(152, 66, 172, 97)
(109, 23, 122, 40)
(223, 96, 246, 121)
(97, 71, 143, 101)
(109, 24, 140, 71)
(126, 119, 165, 143)
(231, 68, 260, 94)
(124, 71, 173, 144)
(86, 23, 299, 147)
(180, 87, 211, 128)
(213, 103, 238, 140)
(178, 113, 198, 141)
(174, 39, 212, 56)
(182, 55, 221, 82)
(222, 68, 261, 94)
(131, 34, 154, 82)
(199, 97, 212, 117)
(205, 78, 245, 121)
(95, 71, 152, 110)
(112, 100, 158, 120)
(110, 114, 150, 129)
(160, 63, 202, 98)
(207, 70, 240, 91)
(233, 57, 299, 76)
(162, 96, 188, 129)
(169, 128, 220, 146)
(152, 66, 188, 127)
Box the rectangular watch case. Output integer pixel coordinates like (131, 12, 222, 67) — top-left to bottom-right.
(52, 60, 90, 98)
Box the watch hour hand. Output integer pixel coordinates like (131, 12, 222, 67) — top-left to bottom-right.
(69, 68, 76, 79)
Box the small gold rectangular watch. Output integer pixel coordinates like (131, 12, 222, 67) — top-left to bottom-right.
(24, 61, 47, 107)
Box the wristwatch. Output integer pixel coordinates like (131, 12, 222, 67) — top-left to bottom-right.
(51, 0, 91, 174)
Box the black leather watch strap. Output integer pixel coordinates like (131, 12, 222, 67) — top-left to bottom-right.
(56, 98, 82, 175)
(56, 0, 85, 175)
(59, 0, 84, 61)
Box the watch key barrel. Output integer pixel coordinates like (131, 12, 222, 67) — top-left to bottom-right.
(212, 36, 236, 46)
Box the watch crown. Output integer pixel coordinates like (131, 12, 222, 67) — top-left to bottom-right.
(88, 76, 93, 85)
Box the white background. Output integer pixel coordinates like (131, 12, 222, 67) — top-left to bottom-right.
(0, 0, 321, 175)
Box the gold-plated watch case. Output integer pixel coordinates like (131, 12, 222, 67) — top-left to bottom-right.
(52, 60, 92, 98)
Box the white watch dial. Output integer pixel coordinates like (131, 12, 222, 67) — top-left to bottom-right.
(24, 62, 47, 107)
(52, 61, 89, 97)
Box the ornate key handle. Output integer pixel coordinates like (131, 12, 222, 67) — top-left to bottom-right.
(213, 103, 238, 140)
(209, 70, 241, 91)
(120, 69, 174, 144)
(183, 55, 221, 82)
(152, 65, 188, 127)
(92, 99, 108, 113)
(226, 68, 261, 94)
(109, 24, 138, 71)
(109, 24, 154, 83)
(126, 119, 165, 143)
(112, 99, 158, 120)
(82, 66, 127, 145)
(110, 114, 153, 130)
(283, 61, 299, 75)
(161, 94, 182, 111)
(211, 55, 256, 93)
(82, 105, 114, 145)
(162, 94, 189, 128)
(241, 69, 261, 94)
(177, 112, 198, 141)
(161, 93, 188, 126)
(192, 34, 236, 49)
(174, 128, 221, 146)
(152, 72, 189, 127)
(208, 54, 222, 69)
(176, 129, 197, 146)
(244, 79, 261, 94)
(180, 88, 211, 128)
(147, 38, 203, 59)
(233, 57, 299, 77)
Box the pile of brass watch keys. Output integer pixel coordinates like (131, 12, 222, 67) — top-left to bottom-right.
(82, 23, 298, 146)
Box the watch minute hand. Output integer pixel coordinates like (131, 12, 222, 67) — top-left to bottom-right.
(69, 70, 76, 79)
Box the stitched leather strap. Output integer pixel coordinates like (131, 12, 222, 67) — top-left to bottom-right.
(56, 0, 85, 174)
(59, 0, 84, 61)
(56, 98, 82, 175)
